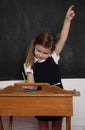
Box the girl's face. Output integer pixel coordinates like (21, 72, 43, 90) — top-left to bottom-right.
(34, 45, 51, 61)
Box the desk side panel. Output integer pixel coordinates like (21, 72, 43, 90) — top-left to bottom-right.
(0, 96, 73, 116)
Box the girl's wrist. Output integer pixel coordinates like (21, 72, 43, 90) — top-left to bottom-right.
(64, 18, 72, 23)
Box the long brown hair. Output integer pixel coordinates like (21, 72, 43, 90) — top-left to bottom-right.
(25, 32, 55, 67)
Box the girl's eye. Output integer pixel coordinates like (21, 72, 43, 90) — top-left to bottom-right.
(35, 48, 50, 55)
(37, 50, 41, 53)
(44, 52, 49, 55)
(36, 48, 41, 52)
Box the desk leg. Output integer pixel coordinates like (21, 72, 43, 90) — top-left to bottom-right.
(66, 116, 71, 130)
(0, 116, 4, 130)
(9, 116, 13, 130)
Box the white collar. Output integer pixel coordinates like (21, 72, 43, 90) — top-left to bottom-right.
(34, 57, 46, 63)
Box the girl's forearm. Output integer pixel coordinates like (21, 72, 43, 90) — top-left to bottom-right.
(60, 19, 71, 42)
(55, 19, 71, 55)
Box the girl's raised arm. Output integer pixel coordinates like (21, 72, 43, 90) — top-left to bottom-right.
(55, 5, 75, 55)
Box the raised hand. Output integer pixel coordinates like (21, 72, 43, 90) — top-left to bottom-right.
(65, 5, 75, 21)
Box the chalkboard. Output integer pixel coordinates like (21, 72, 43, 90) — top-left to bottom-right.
(0, 0, 85, 80)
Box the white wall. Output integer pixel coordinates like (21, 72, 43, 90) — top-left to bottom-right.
(0, 79, 85, 130)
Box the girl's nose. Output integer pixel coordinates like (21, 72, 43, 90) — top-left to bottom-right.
(39, 52, 43, 56)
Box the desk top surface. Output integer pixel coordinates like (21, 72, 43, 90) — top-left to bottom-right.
(0, 82, 80, 97)
(0, 91, 77, 97)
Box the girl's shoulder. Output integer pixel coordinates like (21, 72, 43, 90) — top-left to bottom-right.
(24, 63, 33, 75)
(51, 51, 60, 64)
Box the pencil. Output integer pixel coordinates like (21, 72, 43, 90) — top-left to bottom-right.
(22, 72, 26, 81)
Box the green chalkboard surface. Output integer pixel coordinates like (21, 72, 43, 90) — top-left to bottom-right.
(0, 0, 85, 80)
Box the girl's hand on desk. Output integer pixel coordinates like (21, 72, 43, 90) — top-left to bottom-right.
(23, 86, 38, 90)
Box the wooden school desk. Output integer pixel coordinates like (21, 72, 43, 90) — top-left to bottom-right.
(0, 82, 80, 130)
